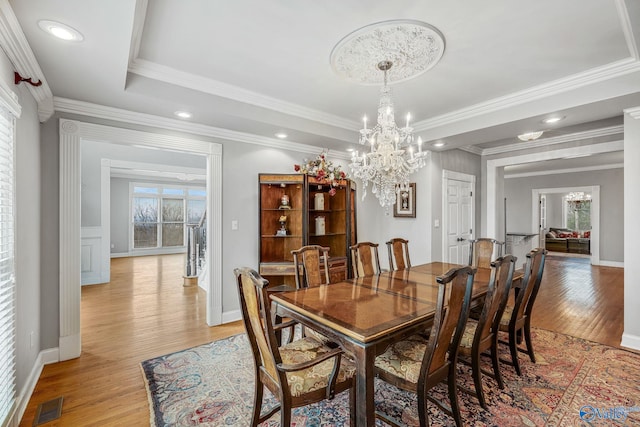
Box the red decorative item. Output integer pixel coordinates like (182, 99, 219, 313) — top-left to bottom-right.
(14, 72, 43, 87)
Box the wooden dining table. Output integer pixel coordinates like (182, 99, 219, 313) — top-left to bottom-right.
(270, 261, 504, 426)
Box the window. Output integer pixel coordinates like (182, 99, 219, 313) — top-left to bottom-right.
(0, 106, 16, 424)
(131, 183, 205, 250)
(563, 194, 591, 231)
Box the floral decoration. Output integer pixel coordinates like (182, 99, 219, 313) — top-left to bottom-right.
(294, 151, 347, 196)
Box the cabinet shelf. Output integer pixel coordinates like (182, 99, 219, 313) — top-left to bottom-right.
(259, 173, 357, 286)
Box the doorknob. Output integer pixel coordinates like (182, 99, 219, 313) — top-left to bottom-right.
(457, 237, 466, 242)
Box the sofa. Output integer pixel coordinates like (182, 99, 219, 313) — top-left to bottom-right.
(545, 227, 591, 254)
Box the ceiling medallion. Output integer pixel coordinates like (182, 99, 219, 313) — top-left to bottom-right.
(330, 20, 446, 85)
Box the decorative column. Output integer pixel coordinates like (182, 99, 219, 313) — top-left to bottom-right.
(59, 119, 82, 360)
(622, 107, 640, 350)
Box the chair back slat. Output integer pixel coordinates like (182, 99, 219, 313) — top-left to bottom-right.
(292, 245, 330, 288)
(477, 255, 516, 341)
(469, 238, 504, 269)
(386, 238, 411, 270)
(516, 249, 546, 320)
(350, 242, 381, 278)
(423, 266, 475, 376)
(235, 268, 281, 387)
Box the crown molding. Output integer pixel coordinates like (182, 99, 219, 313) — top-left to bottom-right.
(624, 106, 640, 119)
(458, 145, 483, 155)
(413, 57, 640, 133)
(479, 125, 623, 156)
(53, 97, 352, 160)
(128, 0, 148, 66)
(0, 0, 53, 122)
(128, 58, 360, 132)
(616, 0, 638, 60)
(505, 162, 623, 179)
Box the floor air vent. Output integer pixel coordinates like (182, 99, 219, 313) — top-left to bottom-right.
(33, 396, 63, 426)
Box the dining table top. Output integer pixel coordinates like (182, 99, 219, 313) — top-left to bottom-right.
(271, 261, 494, 344)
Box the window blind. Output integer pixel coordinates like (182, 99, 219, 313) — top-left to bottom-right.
(0, 106, 16, 425)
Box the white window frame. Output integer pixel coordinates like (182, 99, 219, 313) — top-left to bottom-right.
(129, 182, 206, 252)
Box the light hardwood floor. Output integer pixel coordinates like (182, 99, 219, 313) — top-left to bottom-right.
(19, 253, 625, 426)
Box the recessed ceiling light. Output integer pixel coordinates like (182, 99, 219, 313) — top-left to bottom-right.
(275, 132, 288, 139)
(542, 116, 565, 124)
(433, 141, 445, 147)
(517, 131, 544, 141)
(346, 148, 354, 152)
(174, 111, 192, 119)
(38, 20, 84, 42)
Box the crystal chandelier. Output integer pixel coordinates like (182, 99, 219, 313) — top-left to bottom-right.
(349, 60, 427, 208)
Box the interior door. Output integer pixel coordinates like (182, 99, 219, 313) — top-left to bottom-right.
(445, 178, 474, 264)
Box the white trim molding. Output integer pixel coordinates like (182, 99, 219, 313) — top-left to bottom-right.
(621, 333, 640, 351)
(58, 119, 224, 360)
(505, 163, 623, 179)
(0, 0, 53, 121)
(624, 106, 640, 119)
(53, 97, 353, 160)
(128, 59, 359, 132)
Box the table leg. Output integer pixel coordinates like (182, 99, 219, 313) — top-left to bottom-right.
(352, 345, 376, 426)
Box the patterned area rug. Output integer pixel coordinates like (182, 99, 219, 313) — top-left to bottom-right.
(141, 329, 640, 426)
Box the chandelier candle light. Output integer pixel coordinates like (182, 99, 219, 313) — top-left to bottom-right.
(349, 60, 427, 208)
(331, 20, 444, 209)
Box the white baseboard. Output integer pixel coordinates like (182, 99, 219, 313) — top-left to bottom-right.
(222, 309, 242, 324)
(11, 347, 59, 426)
(597, 260, 624, 268)
(621, 333, 640, 351)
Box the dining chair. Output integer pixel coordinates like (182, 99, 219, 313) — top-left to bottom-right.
(350, 241, 382, 278)
(469, 238, 504, 269)
(498, 248, 547, 376)
(457, 255, 516, 409)
(291, 245, 333, 344)
(374, 265, 475, 427)
(291, 245, 331, 289)
(234, 267, 356, 426)
(386, 238, 411, 270)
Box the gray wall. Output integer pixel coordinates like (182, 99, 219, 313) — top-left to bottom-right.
(2, 55, 42, 401)
(504, 168, 624, 262)
(81, 139, 206, 227)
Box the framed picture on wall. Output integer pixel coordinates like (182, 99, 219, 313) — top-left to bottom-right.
(394, 183, 416, 218)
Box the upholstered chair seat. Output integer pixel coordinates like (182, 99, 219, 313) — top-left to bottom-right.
(280, 336, 356, 397)
(374, 334, 429, 384)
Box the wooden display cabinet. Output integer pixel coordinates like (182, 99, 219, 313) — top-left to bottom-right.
(259, 174, 356, 286)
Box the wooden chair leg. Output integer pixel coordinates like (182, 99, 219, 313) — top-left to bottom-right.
(491, 343, 505, 389)
(252, 383, 263, 427)
(472, 351, 487, 409)
(417, 386, 429, 427)
(448, 368, 463, 427)
(509, 328, 522, 376)
(524, 319, 536, 363)
(280, 406, 291, 427)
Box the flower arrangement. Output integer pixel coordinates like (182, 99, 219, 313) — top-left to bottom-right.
(294, 150, 347, 196)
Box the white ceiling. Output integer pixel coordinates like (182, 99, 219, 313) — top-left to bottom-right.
(8, 0, 640, 160)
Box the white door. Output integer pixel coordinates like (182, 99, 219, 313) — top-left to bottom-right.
(443, 173, 474, 264)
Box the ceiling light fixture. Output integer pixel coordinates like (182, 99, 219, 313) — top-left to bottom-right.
(38, 20, 83, 41)
(433, 141, 445, 148)
(332, 20, 444, 209)
(174, 111, 192, 119)
(274, 132, 288, 139)
(517, 131, 544, 141)
(542, 116, 565, 124)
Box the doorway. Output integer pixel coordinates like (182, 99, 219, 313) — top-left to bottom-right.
(58, 119, 222, 361)
(531, 186, 600, 264)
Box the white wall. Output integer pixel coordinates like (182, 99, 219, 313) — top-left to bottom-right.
(623, 109, 640, 350)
